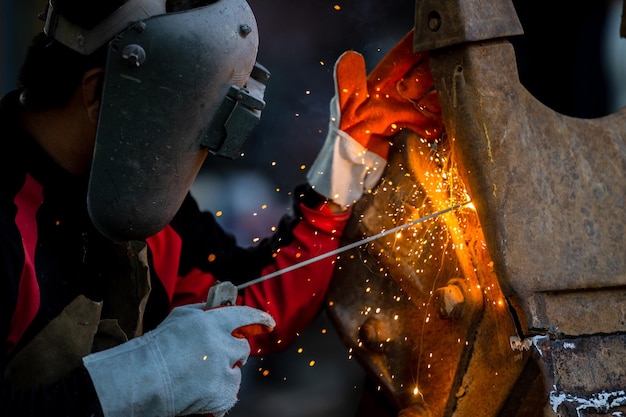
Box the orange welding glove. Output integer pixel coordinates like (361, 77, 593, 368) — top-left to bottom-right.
(307, 29, 442, 207)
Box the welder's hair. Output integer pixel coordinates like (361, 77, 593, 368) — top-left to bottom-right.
(17, 0, 218, 111)
(18, 33, 107, 111)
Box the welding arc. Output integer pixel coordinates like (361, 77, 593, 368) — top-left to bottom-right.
(237, 201, 471, 290)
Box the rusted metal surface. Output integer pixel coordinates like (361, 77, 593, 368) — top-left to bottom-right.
(429, 37, 626, 415)
(430, 41, 626, 317)
(413, 0, 522, 53)
(326, 132, 534, 416)
(327, 0, 626, 415)
(533, 335, 626, 415)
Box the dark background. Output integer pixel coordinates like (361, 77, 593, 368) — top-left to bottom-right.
(1, 1, 624, 416)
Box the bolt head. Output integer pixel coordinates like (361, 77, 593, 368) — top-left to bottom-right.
(435, 284, 465, 319)
(121, 44, 146, 67)
(427, 11, 441, 32)
(358, 317, 389, 352)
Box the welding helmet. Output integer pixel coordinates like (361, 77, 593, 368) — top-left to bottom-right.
(43, 0, 268, 241)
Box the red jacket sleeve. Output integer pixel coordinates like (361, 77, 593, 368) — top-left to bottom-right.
(146, 185, 351, 355)
(241, 201, 350, 354)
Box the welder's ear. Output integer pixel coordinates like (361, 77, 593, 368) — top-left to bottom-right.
(81, 68, 104, 126)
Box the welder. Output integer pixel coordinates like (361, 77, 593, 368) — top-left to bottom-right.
(0, 0, 441, 415)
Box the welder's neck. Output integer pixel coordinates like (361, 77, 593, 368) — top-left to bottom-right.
(20, 100, 96, 177)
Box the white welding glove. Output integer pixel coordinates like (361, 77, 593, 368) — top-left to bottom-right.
(83, 304, 275, 417)
(307, 29, 442, 207)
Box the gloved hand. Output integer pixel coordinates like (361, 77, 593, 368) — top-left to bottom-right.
(307, 29, 442, 207)
(83, 304, 275, 417)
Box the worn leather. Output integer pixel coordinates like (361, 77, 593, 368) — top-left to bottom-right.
(4, 240, 151, 388)
(4, 295, 102, 388)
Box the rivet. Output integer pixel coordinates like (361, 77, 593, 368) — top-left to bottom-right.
(427, 11, 441, 32)
(132, 21, 147, 33)
(239, 24, 253, 37)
